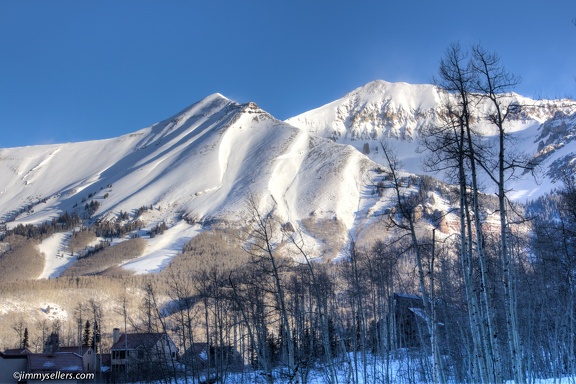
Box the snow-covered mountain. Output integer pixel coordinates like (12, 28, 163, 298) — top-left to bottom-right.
(287, 80, 576, 200)
(0, 94, 372, 228)
(0, 80, 574, 277)
(0, 93, 381, 275)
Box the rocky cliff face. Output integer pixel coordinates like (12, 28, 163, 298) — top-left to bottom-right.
(287, 80, 576, 200)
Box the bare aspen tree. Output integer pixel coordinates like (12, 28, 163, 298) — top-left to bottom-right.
(88, 299, 103, 378)
(12, 317, 25, 349)
(369, 239, 400, 382)
(426, 43, 511, 383)
(340, 243, 370, 384)
(143, 280, 179, 383)
(165, 270, 196, 384)
(471, 45, 526, 384)
(243, 196, 298, 382)
(228, 265, 274, 383)
(428, 45, 493, 383)
(289, 231, 338, 383)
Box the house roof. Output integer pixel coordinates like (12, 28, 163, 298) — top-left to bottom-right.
(3, 348, 30, 355)
(28, 353, 83, 372)
(0, 351, 27, 360)
(111, 333, 166, 351)
(181, 343, 209, 363)
(189, 342, 209, 355)
(59, 346, 92, 355)
(394, 292, 421, 300)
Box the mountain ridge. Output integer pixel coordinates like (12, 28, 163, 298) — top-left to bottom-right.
(0, 92, 378, 275)
(0, 80, 574, 277)
(287, 79, 576, 201)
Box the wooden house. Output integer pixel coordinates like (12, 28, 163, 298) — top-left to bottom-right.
(59, 346, 96, 372)
(389, 292, 428, 349)
(110, 328, 178, 376)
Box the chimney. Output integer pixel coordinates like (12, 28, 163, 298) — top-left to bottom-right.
(113, 328, 120, 344)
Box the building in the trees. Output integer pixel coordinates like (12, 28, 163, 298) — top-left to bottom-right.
(390, 293, 429, 349)
(110, 328, 178, 375)
(59, 346, 96, 372)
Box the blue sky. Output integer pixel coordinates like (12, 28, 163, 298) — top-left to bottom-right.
(1, 0, 575, 148)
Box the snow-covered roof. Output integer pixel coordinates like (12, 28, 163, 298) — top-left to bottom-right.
(28, 352, 83, 372)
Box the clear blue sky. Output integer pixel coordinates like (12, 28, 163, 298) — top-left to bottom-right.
(1, 0, 575, 148)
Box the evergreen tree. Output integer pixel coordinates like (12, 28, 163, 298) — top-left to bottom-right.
(82, 320, 91, 346)
(91, 319, 100, 351)
(22, 327, 29, 349)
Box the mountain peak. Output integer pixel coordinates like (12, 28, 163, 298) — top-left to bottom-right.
(285, 79, 444, 143)
(344, 80, 442, 111)
(204, 92, 231, 103)
(287, 79, 576, 202)
(188, 92, 234, 110)
(348, 79, 415, 94)
(164, 93, 236, 125)
(175, 94, 269, 121)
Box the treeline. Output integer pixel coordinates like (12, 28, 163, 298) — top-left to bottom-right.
(92, 219, 144, 239)
(116, 220, 433, 383)
(0, 274, 128, 294)
(526, 180, 576, 379)
(2, 205, 154, 243)
(1, 212, 81, 241)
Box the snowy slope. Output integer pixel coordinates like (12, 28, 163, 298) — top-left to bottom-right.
(286, 80, 576, 200)
(1, 81, 573, 277)
(0, 95, 372, 228)
(0, 94, 379, 275)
